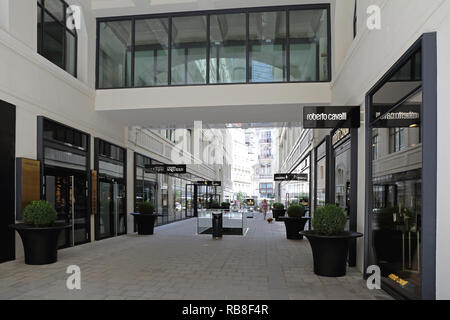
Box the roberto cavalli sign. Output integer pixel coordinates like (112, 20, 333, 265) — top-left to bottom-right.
(274, 173, 308, 182)
(145, 164, 187, 174)
(303, 106, 360, 129)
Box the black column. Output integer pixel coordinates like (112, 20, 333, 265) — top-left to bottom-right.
(348, 128, 359, 267)
(193, 185, 198, 217)
(0, 100, 16, 263)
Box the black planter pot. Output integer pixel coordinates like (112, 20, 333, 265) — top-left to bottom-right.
(9, 223, 70, 265)
(131, 213, 157, 235)
(283, 217, 310, 240)
(300, 231, 363, 277)
(272, 209, 286, 221)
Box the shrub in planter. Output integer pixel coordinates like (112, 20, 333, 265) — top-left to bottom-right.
(272, 202, 286, 221)
(209, 201, 221, 209)
(273, 203, 284, 210)
(300, 204, 362, 277)
(221, 202, 230, 210)
(132, 201, 157, 235)
(287, 204, 306, 218)
(312, 204, 347, 235)
(23, 201, 57, 227)
(10, 200, 69, 265)
(138, 201, 155, 215)
(283, 204, 309, 240)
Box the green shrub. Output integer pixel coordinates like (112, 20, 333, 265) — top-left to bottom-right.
(22, 201, 57, 227)
(272, 202, 285, 210)
(210, 201, 221, 209)
(138, 201, 155, 215)
(221, 202, 230, 208)
(313, 204, 347, 236)
(287, 204, 305, 218)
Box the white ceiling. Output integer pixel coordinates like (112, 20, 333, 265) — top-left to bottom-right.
(88, 0, 333, 18)
(97, 103, 304, 129)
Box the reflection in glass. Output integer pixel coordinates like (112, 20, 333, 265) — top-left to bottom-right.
(210, 13, 246, 83)
(335, 142, 351, 212)
(171, 16, 207, 85)
(98, 20, 132, 88)
(316, 157, 326, 208)
(284, 158, 310, 210)
(134, 18, 169, 86)
(66, 31, 77, 77)
(289, 9, 328, 81)
(335, 141, 351, 231)
(45, 0, 64, 22)
(99, 181, 112, 237)
(370, 86, 422, 299)
(43, 11, 64, 69)
(249, 11, 286, 82)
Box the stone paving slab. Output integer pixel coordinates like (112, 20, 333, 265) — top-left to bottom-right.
(0, 213, 393, 300)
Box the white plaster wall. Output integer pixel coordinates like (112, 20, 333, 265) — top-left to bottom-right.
(0, 2, 125, 259)
(331, 0, 450, 298)
(435, 5, 450, 301)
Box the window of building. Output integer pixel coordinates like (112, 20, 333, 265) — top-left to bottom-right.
(171, 15, 207, 85)
(210, 13, 246, 84)
(259, 183, 273, 196)
(134, 18, 169, 87)
(98, 140, 125, 162)
(37, 0, 77, 77)
(43, 119, 87, 151)
(260, 131, 272, 143)
(162, 129, 177, 143)
(289, 9, 329, 81)
(96, 5, 331, 89)
(372, 132, 378, 160)
(98, 20, 132, 88)
(249, 11, 287, 82)
(389, 128, 406, 153)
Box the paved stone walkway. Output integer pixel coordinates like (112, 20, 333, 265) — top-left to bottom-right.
(0, 213, 392, 300)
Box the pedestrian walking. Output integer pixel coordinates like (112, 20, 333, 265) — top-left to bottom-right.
(262, 199, 269, 220)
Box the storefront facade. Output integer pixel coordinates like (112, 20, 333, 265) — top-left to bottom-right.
(37, 117, 91, 248)
(94, 139, 127, 240)
(280, 154, 311, 211)
(364, 34, 437, 300)
(330, 128, 358, 266)
(134, 152, 211, 227)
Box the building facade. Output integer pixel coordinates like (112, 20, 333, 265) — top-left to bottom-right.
(0, 0, 449, 300)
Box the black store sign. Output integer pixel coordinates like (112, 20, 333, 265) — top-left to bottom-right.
(303, 106, 360, 129)
(371, 104, 421, 128)
(274, 173, 308, 182)
(196, 181, 221, 186)
(145, 164, 187, 174)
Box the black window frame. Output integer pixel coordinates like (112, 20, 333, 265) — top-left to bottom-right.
(37, 0, 78, 77)
(95, 4, 331, 89)
(353, 0, 358, 39)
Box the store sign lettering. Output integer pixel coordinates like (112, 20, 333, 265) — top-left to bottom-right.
(196, 181, 221, 186)
(332, 128, 350, 145)
(274, 173, 308, 182)
(145, 164, 187, 174)
(303, 106, 360, 129)
(372, 104, 421, 128)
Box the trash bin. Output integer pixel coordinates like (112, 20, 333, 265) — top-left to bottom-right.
(212, 211, 223, 239)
